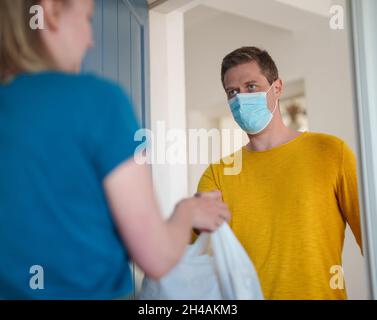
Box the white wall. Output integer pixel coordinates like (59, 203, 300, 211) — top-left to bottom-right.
(187, 111, 220, 195)
(149, 10, 188, 218)
(187, 111, 249, 195)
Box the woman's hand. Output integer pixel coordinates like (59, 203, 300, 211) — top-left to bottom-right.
(175, 190, 230, 232)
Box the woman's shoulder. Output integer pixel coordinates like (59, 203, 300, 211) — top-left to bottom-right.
(7, 71, 134, 122)
(40, 71, 124, 94)
(17, 71, 127, 100)
(37, 71, 132, 110)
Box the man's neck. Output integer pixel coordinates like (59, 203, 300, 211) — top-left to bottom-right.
(246, 124, 302, 152)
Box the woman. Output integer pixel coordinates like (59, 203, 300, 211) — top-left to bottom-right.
(0, 0, 230, 299)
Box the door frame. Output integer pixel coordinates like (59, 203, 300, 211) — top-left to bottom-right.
(349, 0, 377, 300)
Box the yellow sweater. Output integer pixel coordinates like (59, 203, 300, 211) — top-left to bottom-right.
(196, 132, 362, 300)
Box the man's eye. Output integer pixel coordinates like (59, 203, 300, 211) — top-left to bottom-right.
(247, 84, 257, 91)
(228, 90, 238, 98)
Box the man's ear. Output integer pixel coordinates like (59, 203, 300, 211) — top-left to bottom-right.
(39, 0, 65, 31)
(274, 78, 283, 99)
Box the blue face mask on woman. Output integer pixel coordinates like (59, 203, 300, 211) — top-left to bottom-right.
(228, 83, 278, 135)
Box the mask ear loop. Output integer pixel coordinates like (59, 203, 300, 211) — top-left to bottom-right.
(271, 100, 279, 115)
(266, 83, 274, 94)
(267, 82, 279, 115)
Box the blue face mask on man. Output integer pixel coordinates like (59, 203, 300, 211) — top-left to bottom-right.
(228, 83, 278, 135)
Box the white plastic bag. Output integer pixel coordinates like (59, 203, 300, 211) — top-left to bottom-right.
(138, 223, 264, 300)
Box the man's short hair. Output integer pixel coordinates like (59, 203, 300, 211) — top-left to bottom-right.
(221, 47, 279, 86)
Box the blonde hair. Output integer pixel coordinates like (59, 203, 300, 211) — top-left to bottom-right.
(0, 0, 54, 83)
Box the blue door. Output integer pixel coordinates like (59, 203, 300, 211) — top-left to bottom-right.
(82, 0, 150, 298)
(82, 0, 150, 129)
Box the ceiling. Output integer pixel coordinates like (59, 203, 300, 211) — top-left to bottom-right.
(149, 0, 334, 19)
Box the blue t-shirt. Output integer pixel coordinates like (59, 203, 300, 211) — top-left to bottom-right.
(0, 71, 141, 299)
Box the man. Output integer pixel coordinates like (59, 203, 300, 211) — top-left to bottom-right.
(196, 47, 362, 300)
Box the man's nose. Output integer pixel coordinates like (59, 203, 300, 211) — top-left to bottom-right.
(239, 87, 249, 94)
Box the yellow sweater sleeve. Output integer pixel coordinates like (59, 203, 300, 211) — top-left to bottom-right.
(197, 164, 221, 193)
(336, 141, 363, 253)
